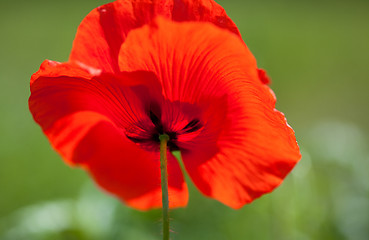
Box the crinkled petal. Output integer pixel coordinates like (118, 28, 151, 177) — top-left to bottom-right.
(69, 0, 240, 72)
(77, 121, 188, 210)
(29, 61, 188, 209)
(118, 17, 301, 208)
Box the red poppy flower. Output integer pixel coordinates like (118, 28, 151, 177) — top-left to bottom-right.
(29, 0, 301, 210)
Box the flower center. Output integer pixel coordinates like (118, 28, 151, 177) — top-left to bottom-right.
(149, 110, 179, 151)
(125, 106, 202, 152)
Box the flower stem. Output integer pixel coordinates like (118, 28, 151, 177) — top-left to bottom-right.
(159, 134, 170, 240)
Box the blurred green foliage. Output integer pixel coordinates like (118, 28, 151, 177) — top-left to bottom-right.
(0, 0, 368, 239)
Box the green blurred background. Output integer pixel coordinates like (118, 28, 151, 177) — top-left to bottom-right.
(0, 0, 368, 239)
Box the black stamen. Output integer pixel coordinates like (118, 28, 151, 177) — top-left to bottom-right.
(151, 132, 160, 143)
(166, 131, 179, 151)
(183, 119, 199, 129)
(168, 141, 180, 151)
(126, 135, 151, 143)
(183, 119, 202, 133)
(149, 110, 161, 126)
(167, 131, 177, 141)
(127, 103, 196, 152)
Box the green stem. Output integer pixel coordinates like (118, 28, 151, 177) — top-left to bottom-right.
(159, 134, 170, 240)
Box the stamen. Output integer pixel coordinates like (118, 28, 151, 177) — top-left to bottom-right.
(183, 119, 202, 133)
(126, 135, 150, 143)
(149, 110, 161, 126)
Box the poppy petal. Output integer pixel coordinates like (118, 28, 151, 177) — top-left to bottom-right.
(77, 121, 188, 210)
(29, 61, 188, 209)
(118, 17, 301, 208)
(69, 0, 240, 72)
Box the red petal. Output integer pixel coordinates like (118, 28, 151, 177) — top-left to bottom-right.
(30, 60, 92, 85)
(119, 17, 258, 103)
(118, 17, 301, 208)
(78, 121, 188, 210)
(29, 62, 188, 209)
(170, 0, 240, 35)
(258, 68, 271, 85)
(69, 0, 240, 72)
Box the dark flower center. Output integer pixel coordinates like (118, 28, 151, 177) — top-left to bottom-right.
(149, 110, 180, 151)
(126, 106, 202, 152)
